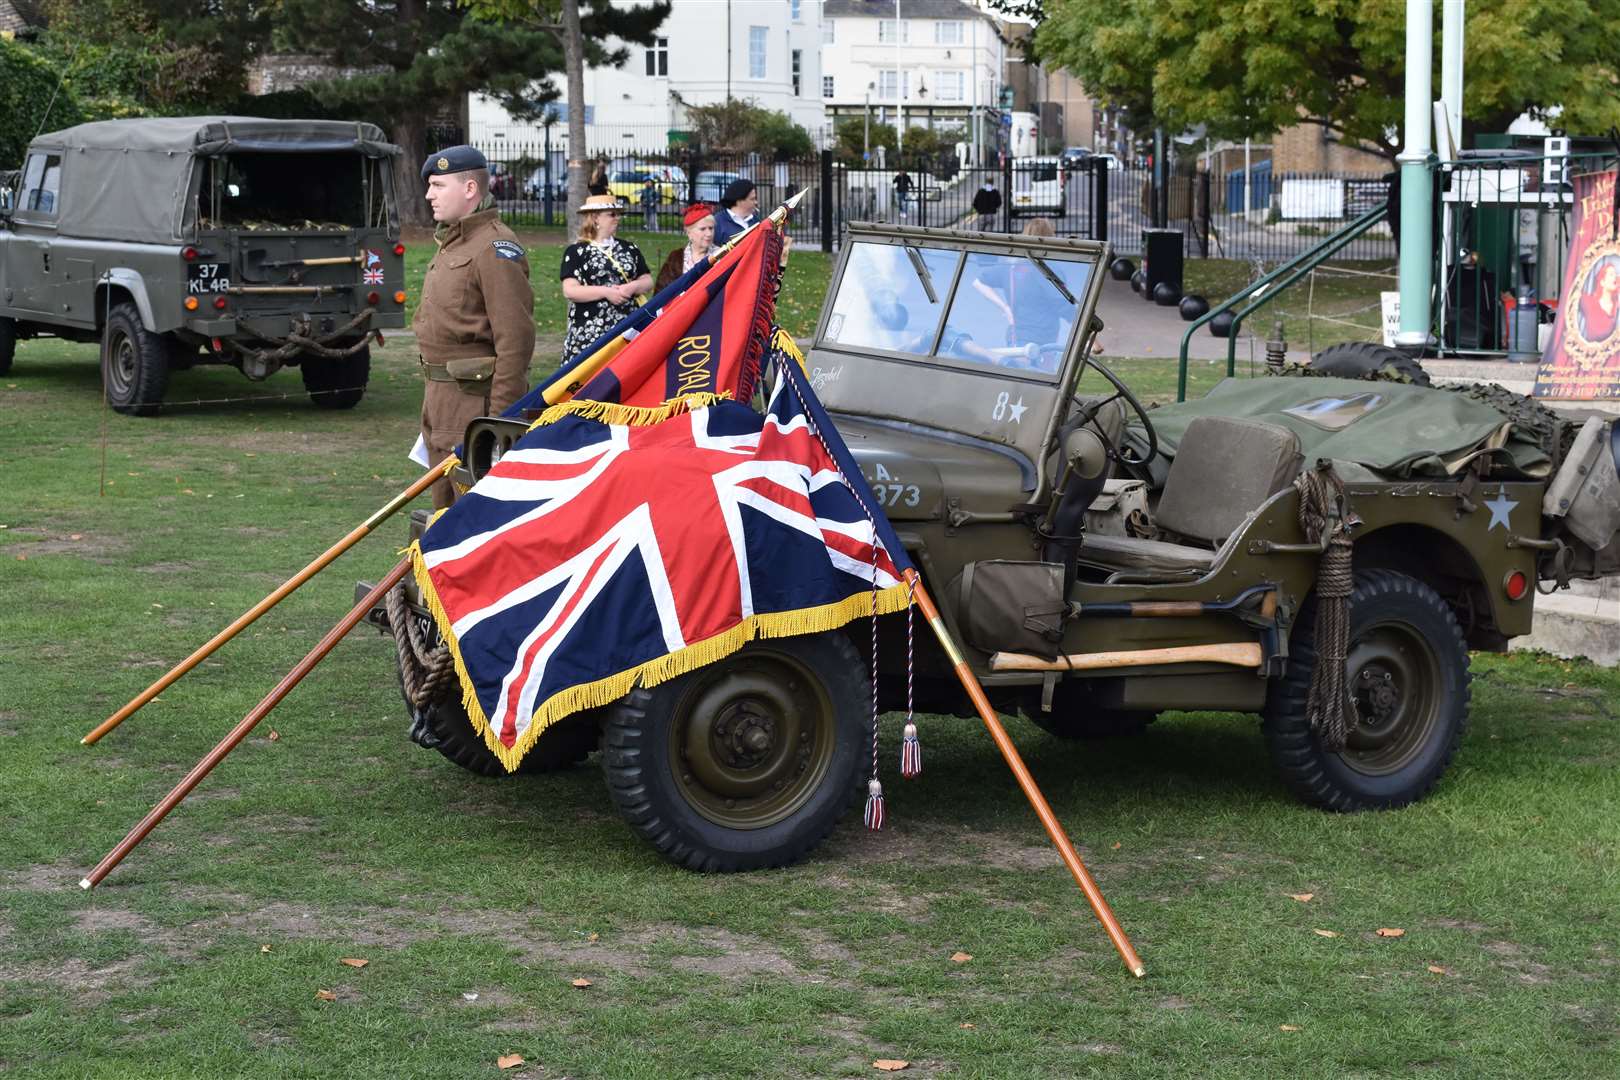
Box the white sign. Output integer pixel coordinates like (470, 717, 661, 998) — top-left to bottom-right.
(1381, 291, 1401, 347)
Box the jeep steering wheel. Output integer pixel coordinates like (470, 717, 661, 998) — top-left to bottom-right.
(1076, 352, 1158, 467)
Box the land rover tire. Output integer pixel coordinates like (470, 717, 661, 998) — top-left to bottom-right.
(1263, 570, 1470, 811)
(301, 346, 370, 409)
(601, 632, 868, 872)
(100, 302, 169, 415)
(1309, 341, 1431, 386)
(0, 316, 15, 375)
(399, 666, 598, 777)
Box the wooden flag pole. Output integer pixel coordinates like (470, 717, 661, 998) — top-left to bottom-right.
(904, 568, 1147, 978)
(80, 558, 413, 889)
(81, 465, 449, 746)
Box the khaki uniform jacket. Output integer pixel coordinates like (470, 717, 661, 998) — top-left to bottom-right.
(413, 208, 536, 406)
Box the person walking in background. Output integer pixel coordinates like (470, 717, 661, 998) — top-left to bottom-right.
(587, 160, 610, 196)
(713, 178, 760, 245)
(971, 179, 1002, 231)
(893, 169, 913, 221)
(656, 203, 716, 292)
(559, 193, 652, 364)
(640, 177, 659, 230)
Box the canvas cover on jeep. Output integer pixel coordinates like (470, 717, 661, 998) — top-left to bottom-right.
(27, 118, 396, 243)
(1140, 375, 1554, 481)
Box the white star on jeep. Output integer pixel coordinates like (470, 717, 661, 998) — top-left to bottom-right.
(1483, 492, 1517, 532)
(1007, 396, 1027, 424)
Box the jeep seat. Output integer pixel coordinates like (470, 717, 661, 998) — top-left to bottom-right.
(1076, 416, 1303, 579)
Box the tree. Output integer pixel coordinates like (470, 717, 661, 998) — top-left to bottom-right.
(680, 98, 813, 159)
(1036, 0, 1620, 159)
(0, 37, 86, 166)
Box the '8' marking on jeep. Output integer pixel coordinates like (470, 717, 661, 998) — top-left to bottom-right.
(992, 391, 1027, 424)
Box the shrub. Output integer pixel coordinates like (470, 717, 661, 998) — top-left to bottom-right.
(0, 37, 87, 166)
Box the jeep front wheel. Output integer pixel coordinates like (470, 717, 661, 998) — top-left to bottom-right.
(301, 346, 370, 409)
(101, 302, 169, 415)
(601, 632, 868, 872)
(1263, 570, 1470, 810)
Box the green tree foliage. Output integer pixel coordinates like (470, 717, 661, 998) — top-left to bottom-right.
(1037, 0, 1620, 157)
(0, 37, 86, 166)
(681, 98, 814, 158)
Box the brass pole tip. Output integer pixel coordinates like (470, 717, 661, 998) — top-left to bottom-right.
(79, 878, 93, 890)
(1130, 963, 1147, 978)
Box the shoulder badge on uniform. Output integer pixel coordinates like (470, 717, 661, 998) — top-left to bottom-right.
(491, 239, 526, 261)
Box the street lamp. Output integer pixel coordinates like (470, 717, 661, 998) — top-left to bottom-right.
(865, 82, 874, 161)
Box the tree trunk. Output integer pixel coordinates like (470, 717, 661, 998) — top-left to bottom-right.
(562, 0, 587, 238)
(393, 112, 432, 230)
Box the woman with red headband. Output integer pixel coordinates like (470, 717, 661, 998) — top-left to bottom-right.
(655, 203, 717, 292)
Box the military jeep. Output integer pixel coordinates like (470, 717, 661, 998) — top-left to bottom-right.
(369, 222, 1620, 874)
(0, 117, 406, 414)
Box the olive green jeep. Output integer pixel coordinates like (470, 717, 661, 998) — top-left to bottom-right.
(366, 222, 1620, 873)
(0, 117, 406, 414)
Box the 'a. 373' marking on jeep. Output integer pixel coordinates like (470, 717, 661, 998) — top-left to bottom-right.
(864, 461, 921, 508)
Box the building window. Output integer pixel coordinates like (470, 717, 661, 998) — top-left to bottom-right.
(822, 74, 835, 99)
(878, 19, 908, 44)
(933, 70, 964, 102)
(934, 20, 964, 45)
(791, 49, 803, 96)
(790, 0, 802, 21)
(822, 18, 834, 44)
(877, 69, 909, 100)
(644, 36, 668, 77)
(748, 25, 767, 78)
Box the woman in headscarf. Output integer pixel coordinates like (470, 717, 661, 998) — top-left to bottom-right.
(559, 193, 652, 363)
(1579, 257, 1620, 342)
(656, 203, 717, 292)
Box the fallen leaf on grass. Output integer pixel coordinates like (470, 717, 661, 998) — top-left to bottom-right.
(1111, 842, 1121, 850)
(959, 1022, 975, 1029)
(949, 951, 972, 963)
(1288, 893, 1314, 903)
(873, 1061, 910, 1072)
(69, 533, 82, 541)
(588, 932, 599, 942)
(314, 989, 336, 1002)
(1279, 1024, 1300, 1031)
(259, 944, 272, 954)
(340, 957, 368, 968)
(267, 730, 280, 742)
(1375, 928, 1406, 938)
(1312, 929, 1340, 938)
(1427, 965, 1448, 974)
(497, 1054, 525, 1070)
(462, 992, 478, 1001)
(571, 978, 592, 989)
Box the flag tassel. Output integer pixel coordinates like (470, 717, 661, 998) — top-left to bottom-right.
(863, 778, 886, 831)
(900, 722, 922, 779)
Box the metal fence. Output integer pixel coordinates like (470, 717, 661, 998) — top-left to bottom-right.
(468, 140, 1398, 264)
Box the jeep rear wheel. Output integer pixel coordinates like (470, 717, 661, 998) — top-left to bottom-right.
(1263, 570, 1470, 810)
(0, 317, 15, 375)
(601, 632, 867, 872)
(101, 302, 169, 415)
(301, 346, 370, 409)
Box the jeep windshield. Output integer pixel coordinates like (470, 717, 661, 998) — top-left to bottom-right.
(821, 238, 1093, 378)
(196, 152, 392, 230)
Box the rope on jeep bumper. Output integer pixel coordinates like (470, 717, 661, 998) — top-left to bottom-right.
(242, 308, 377, 367)
(385, 580, 455, 709)
(1295, 461, 1356, 753)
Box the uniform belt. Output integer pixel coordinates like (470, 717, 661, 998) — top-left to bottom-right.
(418, 358, 459, 382)
(418, 356, 497, 383)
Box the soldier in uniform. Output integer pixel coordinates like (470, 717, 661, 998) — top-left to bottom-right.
(413, 145, 536, 509)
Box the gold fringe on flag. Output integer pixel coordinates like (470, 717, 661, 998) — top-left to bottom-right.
(529, 391, 734, 430)
(771, 327, 809, 372)
(408, 541, 911, 774)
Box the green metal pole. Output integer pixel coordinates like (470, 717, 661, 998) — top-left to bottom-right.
(1395, 0, 1434, 353)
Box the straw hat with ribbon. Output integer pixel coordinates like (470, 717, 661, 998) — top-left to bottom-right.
(576, 193, 624, 214)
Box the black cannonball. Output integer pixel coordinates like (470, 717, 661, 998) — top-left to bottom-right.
(1208, 309, 1236, 338)
(1129, 269, 1146, 294)
(1152, 281, 1181, 306)
(1179, 293, 1210, 321)
(1109, 257, 1136, 281)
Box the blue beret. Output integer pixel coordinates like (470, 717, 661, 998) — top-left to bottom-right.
(421, 145, 488, 180)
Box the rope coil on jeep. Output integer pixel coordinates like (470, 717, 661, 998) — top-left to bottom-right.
(241, 307, 376, 367)
(1295, 461, 1356, 752)
(385, 582, 456, 709)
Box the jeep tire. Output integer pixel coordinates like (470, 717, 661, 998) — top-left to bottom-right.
(1263, 570, 1470, 811)
(0, 316, 15, 375)
(301, 346, 370, 409)
(602, 632, 868, 872)
(100, 302, 169, 415)
(1309, 341, 1431, 386)
(400, 667, 598, 777)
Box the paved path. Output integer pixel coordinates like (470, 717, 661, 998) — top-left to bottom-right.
(1092, 274, 1313, 364)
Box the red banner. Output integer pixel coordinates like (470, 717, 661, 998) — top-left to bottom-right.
(1535, 169, 1620, 399)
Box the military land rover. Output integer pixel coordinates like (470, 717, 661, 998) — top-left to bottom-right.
(369, 222, 1620, 873)
(0, 117, 406, 414)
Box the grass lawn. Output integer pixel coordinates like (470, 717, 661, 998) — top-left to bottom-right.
(1, 316, 1617, 1075)
(1183, 258, 1395, 354)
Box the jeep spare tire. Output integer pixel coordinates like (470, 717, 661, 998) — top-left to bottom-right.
(601, 632, 868, 872)
(101, 302, 170, 415)
(302, 346, 370, 409)
(1309, 341, 1431, 386)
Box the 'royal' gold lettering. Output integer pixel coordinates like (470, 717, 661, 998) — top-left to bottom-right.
(674, 335, 713, 393)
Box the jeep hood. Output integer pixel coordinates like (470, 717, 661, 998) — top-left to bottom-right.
(832, 413, 1032, 522)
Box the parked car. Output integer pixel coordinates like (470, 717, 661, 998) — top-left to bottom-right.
(607, 169, 677, 207)
(693, 170, 745, 204)
(1010, 156, 1065, 216)
(1093, 152, 1123, 172)
(1060, 146, 1092, 170)
(523, 168, 567, 202)
(0, 117, 405, 414)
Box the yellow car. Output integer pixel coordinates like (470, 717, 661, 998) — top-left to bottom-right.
(607, 169, 677, 207)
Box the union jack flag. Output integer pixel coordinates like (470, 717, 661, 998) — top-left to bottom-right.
(362, 249, 385, 285)
(413, 353, 914, 772)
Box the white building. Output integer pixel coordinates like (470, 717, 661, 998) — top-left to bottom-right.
(469, 0, 829, 151)
(819, 0, 1008, 164)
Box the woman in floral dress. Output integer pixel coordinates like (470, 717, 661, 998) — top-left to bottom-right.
(560, 193, 652, 363)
